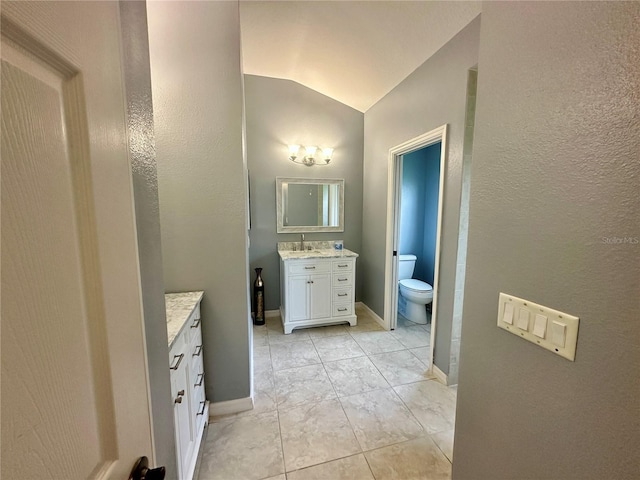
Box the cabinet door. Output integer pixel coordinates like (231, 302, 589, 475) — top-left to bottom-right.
(171, 353, 194, 479)
(288, 275, 310, 322)
(310, 273, 332, 319)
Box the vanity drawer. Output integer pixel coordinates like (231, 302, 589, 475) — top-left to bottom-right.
(288, 261, 331, 275)
(332, 303, 353, 317)
(333, 288, 352, 303)
(333, 272, 353, 287)
(332, 260, 353, 272)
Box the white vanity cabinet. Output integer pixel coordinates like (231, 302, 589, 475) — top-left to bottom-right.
(280, 254, 357, 334)
(166, 292, 207, 480)
(169, 327, 194, 480)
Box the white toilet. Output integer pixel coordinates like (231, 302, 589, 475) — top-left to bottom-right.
(398, 254, 433, 325)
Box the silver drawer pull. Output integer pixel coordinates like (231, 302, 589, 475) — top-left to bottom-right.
(304, 266, 316, 270)
(169, 353, 184, 370)
(197, 401, 206, 416)
(338, 308, 348, 312)
(195, 373, 205, 387)
(193, 345, 203, 356)
(338, 264, 348, 268)
(338, 278, 347, 282)
(338, 293, 348, 297)
(190, 318, 201, 328)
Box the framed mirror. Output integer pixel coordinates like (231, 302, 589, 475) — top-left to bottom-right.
(276, 177, 344, 233)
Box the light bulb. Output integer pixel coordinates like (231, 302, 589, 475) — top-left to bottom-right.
(322, 147, 333, 160)
(288, 144, 300, 158)
(305, 145, 318, 158)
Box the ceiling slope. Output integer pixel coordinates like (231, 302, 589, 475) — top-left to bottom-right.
(240, 1, 481, 112)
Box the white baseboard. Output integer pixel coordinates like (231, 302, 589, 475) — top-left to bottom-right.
(431, 364, 448, 385)
(355, 302, 385, 329)
(209, 396, 253, 417)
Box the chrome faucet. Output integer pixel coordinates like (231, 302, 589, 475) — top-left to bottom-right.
(300, 234, 305, 251)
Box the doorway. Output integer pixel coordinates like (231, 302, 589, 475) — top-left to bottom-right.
(383, 125, 448, 376)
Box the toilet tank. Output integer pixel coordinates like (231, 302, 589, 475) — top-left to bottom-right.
(398, 254, 417, 280)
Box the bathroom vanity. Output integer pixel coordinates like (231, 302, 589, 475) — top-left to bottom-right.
(279, 247, 358, 334)
(166, 291, 207, 480)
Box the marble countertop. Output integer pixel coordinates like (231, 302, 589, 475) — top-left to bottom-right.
(278, 248, 359, 261)
(166, 291, 204, 348)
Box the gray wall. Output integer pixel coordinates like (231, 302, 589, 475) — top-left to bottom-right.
(361, 17, 480, 373)
(147, 1, 251, 403)
(244, 75, 364, 311)
(454, 2, 640, 479)
(119, 2, 175, 475)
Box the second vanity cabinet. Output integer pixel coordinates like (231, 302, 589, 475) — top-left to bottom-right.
(280, 253, 358, 334)
(166, 292, 207, 480)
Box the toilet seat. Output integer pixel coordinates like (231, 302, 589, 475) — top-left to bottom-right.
(399, 278, 432, 292)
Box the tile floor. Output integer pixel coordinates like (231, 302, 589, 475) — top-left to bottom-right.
(196, 305, 456, 480)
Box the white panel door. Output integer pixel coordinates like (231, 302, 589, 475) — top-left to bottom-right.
(172, 353, 194, 479)
(288, 275, 310, 322)
(310, 273, 332, 319)
(1, 2, 153, 478)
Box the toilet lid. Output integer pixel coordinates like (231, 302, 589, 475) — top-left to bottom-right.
(399, 279, 432, 292)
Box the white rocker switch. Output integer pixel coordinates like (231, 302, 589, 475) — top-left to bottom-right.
(551, 321, 567, 347)
(503, 302, 515, 325)
(517, 308, 530, 331)
(497, 293, 579, 361)
(533, 314, 548, 339)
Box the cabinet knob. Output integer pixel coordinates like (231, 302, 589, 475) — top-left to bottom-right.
(174, 396, 182, 404)
(178, 390, 185, 397)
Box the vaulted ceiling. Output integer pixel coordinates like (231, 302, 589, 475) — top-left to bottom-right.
(240, 1, 481, 112)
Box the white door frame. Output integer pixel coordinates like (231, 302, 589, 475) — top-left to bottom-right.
(383, 124, 448, 373)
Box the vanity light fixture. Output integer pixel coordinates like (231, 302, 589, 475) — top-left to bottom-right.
(288, 144, 333, 166)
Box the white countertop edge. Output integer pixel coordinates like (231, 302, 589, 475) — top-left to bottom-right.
(278, 248, 359, 261)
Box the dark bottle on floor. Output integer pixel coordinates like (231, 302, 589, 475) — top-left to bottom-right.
(253, 267, 265, 325)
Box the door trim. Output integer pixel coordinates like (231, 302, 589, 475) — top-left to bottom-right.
(383, 124, 448, 373)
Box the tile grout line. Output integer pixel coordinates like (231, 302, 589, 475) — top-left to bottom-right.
(271, 333, 289, 478)
(247, 315, 453, 478)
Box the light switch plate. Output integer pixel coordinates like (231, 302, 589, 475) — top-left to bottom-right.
(497, 293, 579, 361)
